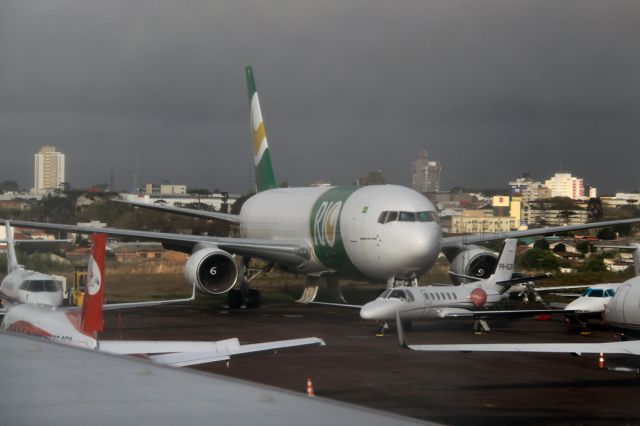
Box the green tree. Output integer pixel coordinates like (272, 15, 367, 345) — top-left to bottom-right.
(576, 241, 591, 254)
(31, 195, 76, 224)
(579, 256, 607, 273)
(597, 227, 616, 240)
(613, 223, 633, 237)
(518, 248, 559, 270)
(557, 210, 576, 225)
(587, 198, 603, 221)
(533, 238, 549, 250)
(0, 180, 19, 192)
(552, 243, 566, 253)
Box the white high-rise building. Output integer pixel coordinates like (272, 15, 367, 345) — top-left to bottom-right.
(411, 150, 442, 193)
(544, 173, 585, 200)
(34, 146, 65, 194)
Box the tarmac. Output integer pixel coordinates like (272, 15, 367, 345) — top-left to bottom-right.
(101, 300, 640, 425)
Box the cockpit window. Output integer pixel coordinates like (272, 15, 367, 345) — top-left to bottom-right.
(584, 288, 604, 298)
(398, 211, 416, 222)
(388, 289, 407, 301)
(379, 289, 392, 298)
(416, 211, 439, 223)
(378, 210, 439, 224)
(377, 211, 389, 224)
(405, 290, 415, 302)
(20, 280, 60, 293)
(605, 289, 616, 297)
(416, 211, 430, 222)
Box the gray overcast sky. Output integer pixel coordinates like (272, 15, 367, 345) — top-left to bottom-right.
(1, 0, 639, 194)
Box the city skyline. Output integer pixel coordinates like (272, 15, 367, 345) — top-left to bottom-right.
(1, 1, 639, 193)
(0, 145, 633, 197)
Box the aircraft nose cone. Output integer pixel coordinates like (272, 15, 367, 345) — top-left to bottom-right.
(360, 299, 404, 320)
(405, 226, 441, 270)
(566, 298, 606, 313)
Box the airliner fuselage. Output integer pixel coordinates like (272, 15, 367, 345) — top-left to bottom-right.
(240, 184, 442, 282)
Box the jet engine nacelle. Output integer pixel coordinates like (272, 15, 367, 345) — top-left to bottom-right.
(184, 248, 239, 295)
(449, 246, 498, 285)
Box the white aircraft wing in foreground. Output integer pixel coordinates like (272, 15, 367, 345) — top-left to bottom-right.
(0, 332, 429, 426)
(99, 337, 325, 367)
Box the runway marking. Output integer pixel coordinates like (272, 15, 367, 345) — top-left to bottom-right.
(282, 314, 304, 318)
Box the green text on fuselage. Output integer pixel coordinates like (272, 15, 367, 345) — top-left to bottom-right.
(309, 186, 364, 279)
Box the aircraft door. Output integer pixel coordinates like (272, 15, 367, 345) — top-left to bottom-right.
(349, 206, 383, 266)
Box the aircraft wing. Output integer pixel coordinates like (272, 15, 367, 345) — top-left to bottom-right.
(441, 217, 640, 248)
(533, 285, 590, 292)
(306, 301, 363, 309)
(114, 199, 241, 224)
(401, 340, 640, 356)
(98, 336, 325, 367)
(440, 309, 574, 319)
(7, 219, 310, 265)
(0, 332, 427, 426)
(394, 312, 640, 356)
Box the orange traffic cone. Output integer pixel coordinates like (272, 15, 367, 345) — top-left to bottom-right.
(306, 377, 315, 397)
(597, 352, 605, 369)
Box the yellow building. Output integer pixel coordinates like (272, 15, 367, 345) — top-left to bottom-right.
(451, 210, 518, 234)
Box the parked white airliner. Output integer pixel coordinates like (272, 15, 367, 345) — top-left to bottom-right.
(7, 67, 640, 308)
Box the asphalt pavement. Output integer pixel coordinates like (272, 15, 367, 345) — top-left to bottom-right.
(101, 301, 640, 425)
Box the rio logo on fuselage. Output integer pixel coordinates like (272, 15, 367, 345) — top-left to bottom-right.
(313, 200, 342, 248)
(308, 187, 363, 279)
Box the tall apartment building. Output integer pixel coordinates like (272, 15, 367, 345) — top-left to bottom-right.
(544, 173, 585, 200)
(411, 150, 442, 193)
(509, 173, 551, 203)
(34, 146, 65, 194)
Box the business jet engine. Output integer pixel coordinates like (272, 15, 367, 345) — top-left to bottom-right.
(448, 245, 498, 285)
(185, 247, 239, 295)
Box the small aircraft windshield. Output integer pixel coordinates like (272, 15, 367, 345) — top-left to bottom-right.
(582, 288, 605, 298)
(20, 280, 61, 293)
(605, 289, 616, 297)
(388, 289, 408, 301)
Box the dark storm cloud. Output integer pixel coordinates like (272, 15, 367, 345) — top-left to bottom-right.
(1, 0, 639, 193)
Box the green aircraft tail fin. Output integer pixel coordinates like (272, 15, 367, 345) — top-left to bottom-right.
(246, 66, 277, 192)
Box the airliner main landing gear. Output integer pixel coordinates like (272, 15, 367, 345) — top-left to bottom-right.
(296, 273, 347, 304)
(227, 258, 272, 309)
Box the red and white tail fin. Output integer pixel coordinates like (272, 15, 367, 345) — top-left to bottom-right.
(81, 233, 106, 334)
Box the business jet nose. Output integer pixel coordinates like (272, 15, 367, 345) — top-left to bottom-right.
(32, 292, 62, 307)
(566, 298, 606, 313)
(360, 298, 405, 321)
